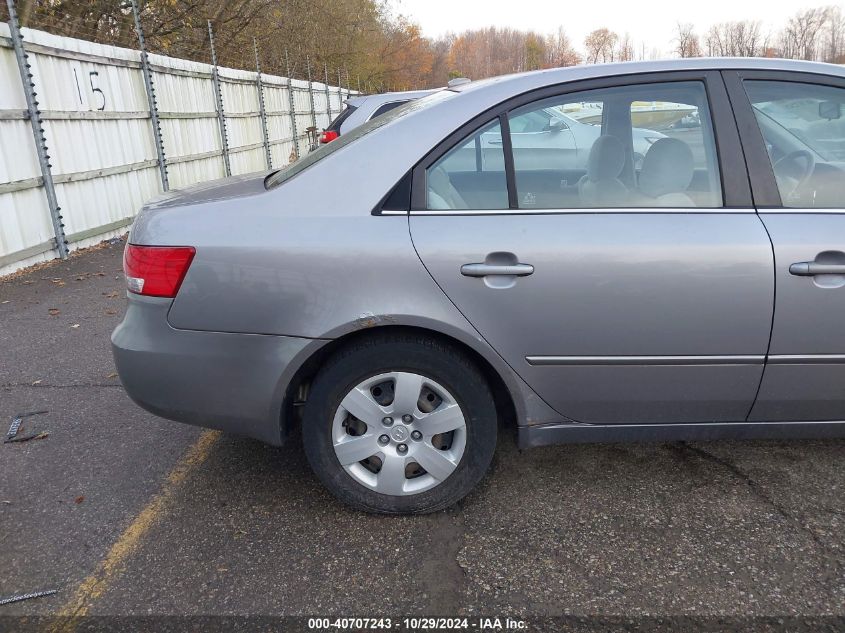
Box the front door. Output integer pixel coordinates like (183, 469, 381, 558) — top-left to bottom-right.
(412, 75, 774, 424)
(727, 72, 845, 421)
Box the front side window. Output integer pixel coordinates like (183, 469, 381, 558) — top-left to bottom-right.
(425, 120, 508, 210)
(507, 81, 722, 209)
(744, 80, 845, 208)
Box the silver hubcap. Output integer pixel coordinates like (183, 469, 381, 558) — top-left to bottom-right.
(331, 372, 467, 496)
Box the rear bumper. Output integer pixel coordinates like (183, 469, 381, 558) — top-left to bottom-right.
(111, 294, 322, 445)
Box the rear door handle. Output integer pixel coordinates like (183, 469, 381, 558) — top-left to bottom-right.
(461, 263, 534, 277)
(789, 262, 845, 276)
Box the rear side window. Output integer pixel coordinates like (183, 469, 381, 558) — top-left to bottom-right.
(326, 104, 358, 132)
(425, 120, 509, 210)
(744, 80, 845, 208)
(507, 81, 722, 209)
(370, 101, 410, 120)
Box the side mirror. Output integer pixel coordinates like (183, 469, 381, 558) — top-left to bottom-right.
(549, 119, 568, 133)
(819, 101, 842, 120)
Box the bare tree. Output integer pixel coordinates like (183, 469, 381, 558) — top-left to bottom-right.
(545, 26, 580, 67)
(584, 28, 618, 63)
(705, 20, 768, 57)
(824, 6, 845, 63)
(778, 7, 831, 60)
(428, 34, 455, 85)
(615, 33, 635, 61)
(675, 22, 701, 58)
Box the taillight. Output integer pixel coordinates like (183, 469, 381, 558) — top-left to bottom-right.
(320, 130, 339, 143)
(123, 244, 195, 298)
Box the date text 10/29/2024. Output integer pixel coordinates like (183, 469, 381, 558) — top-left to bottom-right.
(307, 617, 528, 631)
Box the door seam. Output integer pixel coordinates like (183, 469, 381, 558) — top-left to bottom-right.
(745, 212, 778, 421)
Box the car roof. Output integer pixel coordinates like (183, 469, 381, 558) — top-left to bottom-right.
(281, 57, 845, 214)
(451, 58, 845, 96)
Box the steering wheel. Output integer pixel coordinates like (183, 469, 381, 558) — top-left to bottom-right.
(772, 149, 815, 201)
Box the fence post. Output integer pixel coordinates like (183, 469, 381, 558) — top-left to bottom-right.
(131, 0, 168, 191)
(323, 63, 331, 123)
(337, 68, 344, 112)
(253, 38, 272, 170)
(284, 50, 299, 160)
(6, 0, 68, 259)
(207, 20, 231, 177)
(306, 56, 317, 133)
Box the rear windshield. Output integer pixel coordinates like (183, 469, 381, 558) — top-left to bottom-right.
(326, 104, 357, 132)
(265, 90, 453, 190)
(369, 100, 409, 119)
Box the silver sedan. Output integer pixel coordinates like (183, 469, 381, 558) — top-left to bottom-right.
(113, 58, 845, 514)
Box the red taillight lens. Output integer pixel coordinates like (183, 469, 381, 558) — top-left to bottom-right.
(123, 245, 196, 298)
(320, 130, 339, 143)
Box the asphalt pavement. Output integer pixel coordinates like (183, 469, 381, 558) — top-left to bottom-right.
(0, 239, 843, 631)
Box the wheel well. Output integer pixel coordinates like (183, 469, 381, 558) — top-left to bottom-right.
(280, 325, 517, 442)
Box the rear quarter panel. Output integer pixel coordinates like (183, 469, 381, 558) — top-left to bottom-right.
(128, 112, 564, 427)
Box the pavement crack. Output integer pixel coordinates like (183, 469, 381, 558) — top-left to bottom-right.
(677, 442, 826, 549)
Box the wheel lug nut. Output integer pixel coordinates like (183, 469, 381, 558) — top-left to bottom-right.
(382, 417, 393, 426)
(378, 434, 390, 446)
(397, 443, 408, 454)
(411, 430, 422, 441)
(402, 414, 413, 423)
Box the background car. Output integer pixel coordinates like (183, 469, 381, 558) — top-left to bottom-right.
(319, 89, 436, 144)
(471, 107, 667, 173)
(114, 58, 845, 515)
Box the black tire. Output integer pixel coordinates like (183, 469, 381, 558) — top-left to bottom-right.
(302, 333, 497, 514)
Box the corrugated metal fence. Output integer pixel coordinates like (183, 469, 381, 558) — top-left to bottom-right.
(0, 22, 353, 276)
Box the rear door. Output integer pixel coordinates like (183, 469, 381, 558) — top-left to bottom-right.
(725, 70, 845, 421)
(410, 72, 774, 424)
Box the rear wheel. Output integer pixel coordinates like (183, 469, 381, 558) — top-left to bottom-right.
(302, 334, 497, 514)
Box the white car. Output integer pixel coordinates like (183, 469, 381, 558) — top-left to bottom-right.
(320, 89, 437, 144)
(479, 107, 667, 172)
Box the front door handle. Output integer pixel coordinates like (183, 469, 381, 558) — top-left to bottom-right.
(789, 262, 845, 276)
(461, 263, 534, 277)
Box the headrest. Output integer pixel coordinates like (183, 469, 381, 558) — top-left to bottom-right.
(638, 138, 694, 198)
(586, 135, 626, 182)
(428, 166, 450, 191)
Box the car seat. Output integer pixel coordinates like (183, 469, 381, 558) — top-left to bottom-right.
(578, 135, 628, 207)
(427, 166, 469, 209)
(637, 138, 695, 207)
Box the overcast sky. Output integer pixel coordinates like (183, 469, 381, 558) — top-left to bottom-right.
(390, 0, 843, 57)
